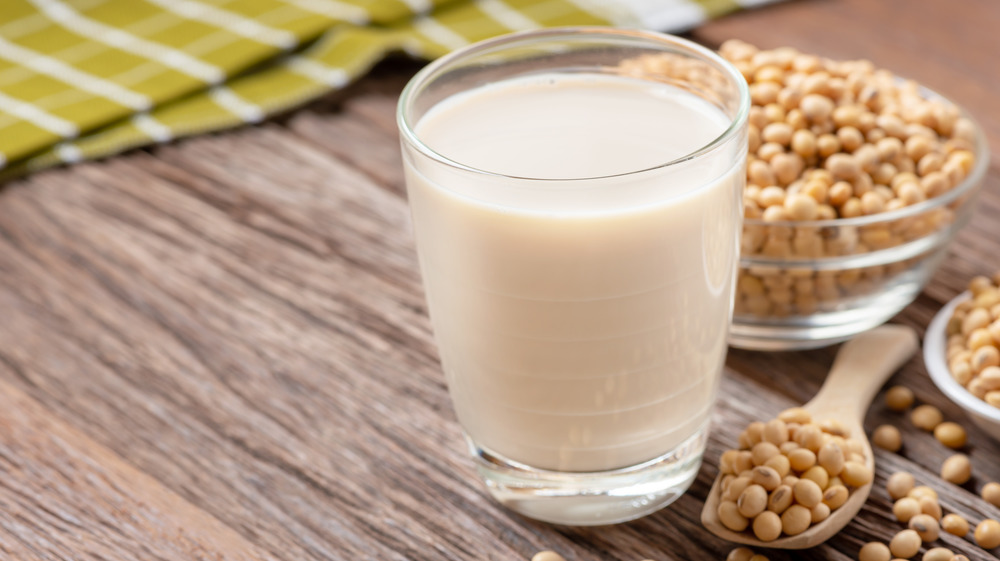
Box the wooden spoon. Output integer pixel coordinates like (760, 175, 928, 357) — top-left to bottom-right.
(702, 324, 919, 549)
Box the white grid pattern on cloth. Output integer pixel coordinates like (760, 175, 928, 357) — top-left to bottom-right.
(3, 1, 417, 153)
(0, 0, 779, 172)
(561, 0, 636, 25)
(144, 0, 299, 49)
(0, 88, 78, 137)
(0, 0, 557, 137)
(609, 0, 706, 30)
(0, 0, 570, 137)
(278, 0, 370, 25)
(412, 14, 468, 50)
(131, 112, 173, 142)
(109, 4, 308, 85)
(0, 0, 191, 89)
(400, 35, 427, 57)
(28, 0, 225, 83)
(513, 0, 614, 24)
(76, 29, 373, 148)
(0, 0, 642, 164)
(287, 57, 350, 87)
(398, 0, 433, 15)
(0, 0, 233, 130)
(474, 0, 542, 31)
(209, 85, 264, 122)
(0, 34, 152, 110)
(4, 0, 700, 168)
(0, 0, 108, 40)
(0, 0, 613, 144)
(55, 141, 83, 162)
(0, 3, 313, 131)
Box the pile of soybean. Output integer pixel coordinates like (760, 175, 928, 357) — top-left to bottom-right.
(716, 408, 872, 541)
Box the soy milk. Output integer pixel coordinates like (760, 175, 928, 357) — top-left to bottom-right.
(405, 73, 743, 472)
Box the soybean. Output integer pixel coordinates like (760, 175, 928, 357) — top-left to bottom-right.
(841, 461, 874, 487)
(767, 485, 793, 514)
(922, 548, 953, 561)
(788, 448, 817, 472)
(738, 485, 769, 518)
(752, 466, 782, 491)
(975, 519, 1000, 549)
(726, 548, 755, 561)
(909, 486, 938, 501)
(817, 442, 845, 476)
(934, 422, 967, 449)
(909, 513, 940, 542)
(719, 501, 750, 532)
(886, 386, 915, 411)
(713, 41, 981, 320)
(793, 479, 823, 508)
(752, 511, 782, 542)
(889, 529, 922, 559)
(858, 542, 891, 561)
(872, 424, 902, 452)
(911, 404, 943, 431)
(893, 497, 921, 523)
(982, 481, 1000, 507)
(941, 513, 969, 537)
(717, 414, 870, 541)
(780, 504, 812, 536)
(810, 503, 831, 524)
(724, 476, 752, 502)
(944, 273, 1000, 408)
(919, 496, 942, 521)
(886, 472, 915, 500)
(765, 455, 791, 478)
(763, 419, 790, 445)
(752, 442, 781, 466)
(823, 485, 849, 510)
(940, 454, 972, 485)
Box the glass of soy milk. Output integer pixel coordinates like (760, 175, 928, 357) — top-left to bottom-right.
(397, 28, 749, 525)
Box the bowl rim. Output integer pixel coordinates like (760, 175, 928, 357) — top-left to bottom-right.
(924, 290, 1000, 423)
(743, 85, 991, 231)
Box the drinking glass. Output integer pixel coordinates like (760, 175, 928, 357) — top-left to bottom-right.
(397, 28, 749, 525)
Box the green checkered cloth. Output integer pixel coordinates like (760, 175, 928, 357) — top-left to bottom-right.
(0, 0, 770, 179)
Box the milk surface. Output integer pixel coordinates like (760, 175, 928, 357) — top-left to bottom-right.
(405, 73, 742, 472)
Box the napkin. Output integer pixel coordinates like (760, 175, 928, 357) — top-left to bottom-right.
(0, 0, 775, 179)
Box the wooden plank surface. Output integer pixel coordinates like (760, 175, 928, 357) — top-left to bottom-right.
(0, 380, 276, 561)
(0, 0, 998, 560)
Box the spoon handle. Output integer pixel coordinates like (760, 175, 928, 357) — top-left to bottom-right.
(805, 325, 918, 422)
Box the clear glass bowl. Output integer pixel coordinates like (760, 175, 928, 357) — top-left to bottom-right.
(730, 97, 989, 351)
(924, 292, 1000, 441)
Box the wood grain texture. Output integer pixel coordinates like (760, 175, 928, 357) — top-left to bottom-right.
(0, 1, 998, 560)
(0, 380, 276, 561)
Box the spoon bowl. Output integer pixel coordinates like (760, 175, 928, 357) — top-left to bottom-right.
(702, 324, 919, 549)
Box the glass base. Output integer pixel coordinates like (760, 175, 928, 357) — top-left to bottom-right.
(470, 425, 707, 526)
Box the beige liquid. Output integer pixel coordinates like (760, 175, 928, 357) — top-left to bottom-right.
(405, 74, 743, 472)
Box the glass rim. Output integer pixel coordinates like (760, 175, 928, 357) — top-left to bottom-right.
(395, 26, 751, 183)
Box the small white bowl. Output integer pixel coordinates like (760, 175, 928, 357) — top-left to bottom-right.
(924, 291, 1000, 440)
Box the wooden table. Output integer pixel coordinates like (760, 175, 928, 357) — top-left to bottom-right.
(1, 1, 998, 559)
